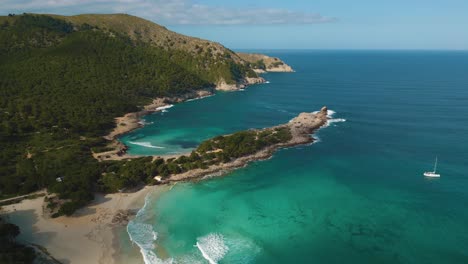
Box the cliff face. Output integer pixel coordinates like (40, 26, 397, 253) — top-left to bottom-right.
(236, 52, 295, 73)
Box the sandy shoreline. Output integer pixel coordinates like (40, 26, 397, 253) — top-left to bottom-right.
(0, 108, 328, 264)
(94, 77, 267, 162)
(1, 75, 296, 264)
(95, 89, 215, 161)
(1, 186, 160, 264)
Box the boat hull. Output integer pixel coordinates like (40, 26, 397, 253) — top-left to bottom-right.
(424, 172, 440, 177)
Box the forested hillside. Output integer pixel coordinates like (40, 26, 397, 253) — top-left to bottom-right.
(0, 14, 258, 213)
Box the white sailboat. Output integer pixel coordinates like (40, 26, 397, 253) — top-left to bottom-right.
(424, 157, 440, 178)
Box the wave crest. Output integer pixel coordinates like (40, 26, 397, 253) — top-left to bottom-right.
(186, 94, 214, 102)
(156, 105, 174, 111)
(196, 233, 229, 264)
(320, 109, 347, 127)
(129, 141, 165, 149)
(127, 194, 174, 264)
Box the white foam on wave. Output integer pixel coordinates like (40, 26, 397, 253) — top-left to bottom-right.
(127, 194, 173, 264)
(127, 222, 166, 264)
(312, 135, 321, 144)
(138, 120, 155, 126)
(328, 118, 346, 124)
(325, 110, 346, 127)
(265, 81, 270, 84)
(311, 109, 347, 128)
(129, 141, 165, 149)
(156, 104, 174, 111)
(186, 94, 214, 102)
(196, 233, 229, 264)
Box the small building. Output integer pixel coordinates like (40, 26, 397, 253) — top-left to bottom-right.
(154, 176, 163, 182)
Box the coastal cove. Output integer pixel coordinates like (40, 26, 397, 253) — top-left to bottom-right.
(121, 50, 468, 263)
(87, 56, 304, 191)
(1, 4, 467, 263)
(95, 52, 294, 162)
(1, 46, 301, 263)
(3, 50, 468, 264)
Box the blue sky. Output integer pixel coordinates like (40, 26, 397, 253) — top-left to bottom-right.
(2, 0, 467, 50)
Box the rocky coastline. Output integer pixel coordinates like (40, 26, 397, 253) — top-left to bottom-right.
(95, 88, 214, 161)
(163, 106, 329, 183)
(236, 52, 295, 73)
(94, 75, 267, 161)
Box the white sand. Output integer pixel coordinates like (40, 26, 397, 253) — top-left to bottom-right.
(1, 186, 158, 264)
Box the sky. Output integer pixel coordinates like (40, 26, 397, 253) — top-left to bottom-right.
(1, 0, 468, 50)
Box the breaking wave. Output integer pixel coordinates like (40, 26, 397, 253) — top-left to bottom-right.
(127, 195, 173, 264)
(138, 120, 154, 126)
(325, 110, 346, 127)
(312, 135, 321, 144)
(129, 141, 165, 149)
(127, 221, 166, 264)
(311, 109, 346, 127)
(156, 105, 174, 111)
(186, 94, 214, 102)
(128, 208, 259, 264)
(196, 233, 229, 264)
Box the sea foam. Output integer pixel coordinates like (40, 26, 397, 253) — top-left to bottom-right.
(127, 194, 173, 264)
(186, 94, 214, 102)
(156, 105, 174, 111)
(138, 120, 155, 126)
(325, 110, 346, 127)
(196, 233, 229, 264)
(127, 222, 165, 264)
(312, 109, 346, 127)
(129, 141, 165, 149)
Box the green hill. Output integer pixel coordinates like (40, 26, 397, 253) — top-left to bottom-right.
(0, 13, 260, 211)
(51, 14, 244, 62)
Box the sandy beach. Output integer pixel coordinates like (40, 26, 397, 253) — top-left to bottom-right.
(1, 186, 161, 264)
(95, 89, 214, 162)
(0, 105, 328, 263)
(0, 86, 320, 264)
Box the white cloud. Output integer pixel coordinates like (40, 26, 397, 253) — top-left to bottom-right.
(1, 0, 336, 25)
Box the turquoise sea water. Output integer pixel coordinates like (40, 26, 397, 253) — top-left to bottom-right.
(123, 51, 468, 263)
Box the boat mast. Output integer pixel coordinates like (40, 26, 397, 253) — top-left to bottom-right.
(434, 156, 438, 172)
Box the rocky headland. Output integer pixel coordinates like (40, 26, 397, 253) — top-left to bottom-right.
(165, 106, 329, 182)
(237, 52, 295, 73)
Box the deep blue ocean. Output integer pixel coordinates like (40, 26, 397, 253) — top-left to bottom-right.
(121, 50, 468, 264)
